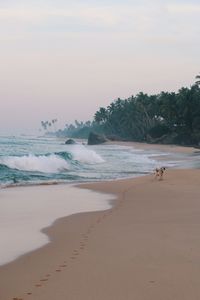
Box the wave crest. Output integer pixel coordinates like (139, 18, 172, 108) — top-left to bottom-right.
(0, 146, 104, 174)
(0, 154, 69, 173)
(64, 145, 105, 164)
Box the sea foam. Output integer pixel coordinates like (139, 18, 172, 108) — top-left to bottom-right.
(0, 154, 69, 173)
(0, 146, 105, 174)
(68, 145, 105, 164)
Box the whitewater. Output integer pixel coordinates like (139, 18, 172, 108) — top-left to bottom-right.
(0, 135, 191, 188)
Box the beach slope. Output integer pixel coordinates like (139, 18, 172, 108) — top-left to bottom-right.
(1, 169, 200, 300)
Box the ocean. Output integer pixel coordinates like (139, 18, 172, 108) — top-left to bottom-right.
(0, 135, 182, 188)
(0, 135, 197, 266)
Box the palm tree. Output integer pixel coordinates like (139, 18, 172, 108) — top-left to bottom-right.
(195, 73, 200, 86)
(94, 107, 108, 124)
(41, 120, 48, 131)
(52, 119, 58, 132)
(48, 122, 52, 131)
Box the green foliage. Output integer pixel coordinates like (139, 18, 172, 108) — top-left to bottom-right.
(92, 84, 200, 145)
(148, 124, 170, 139)
(55, 78, 200, 146)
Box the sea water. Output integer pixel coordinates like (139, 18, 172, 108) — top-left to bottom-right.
(0, 135, 195, 266)
(0, 135, 181, 188)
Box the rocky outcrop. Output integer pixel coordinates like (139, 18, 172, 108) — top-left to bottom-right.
(88, 132, 108, 145)
(65, 139, 76, 145)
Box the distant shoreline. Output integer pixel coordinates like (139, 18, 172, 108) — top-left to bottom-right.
(105, 140, 197, 153)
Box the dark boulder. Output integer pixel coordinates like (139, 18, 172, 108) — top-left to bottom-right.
(88, 132, 108, 145)
(65, 139, 76, 145)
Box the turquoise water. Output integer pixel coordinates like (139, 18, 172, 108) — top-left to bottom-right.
(0, 135, 194, 188)
(0, 135, 182, 188)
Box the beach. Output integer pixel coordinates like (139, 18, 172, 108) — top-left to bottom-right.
(1, 0, 200, 298)
(1, 142, 200, 300)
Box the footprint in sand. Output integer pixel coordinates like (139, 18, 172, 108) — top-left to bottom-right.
(40, 278, 48, 282)
(70, 256, 76, 260)
(60, 264, 67, 268)
(149, 280, 155, 284)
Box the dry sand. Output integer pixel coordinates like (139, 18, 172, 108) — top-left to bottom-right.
(1, 142, 200, 300)
(107, 140, 198, 154)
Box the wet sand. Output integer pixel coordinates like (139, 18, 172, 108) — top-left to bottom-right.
(0, 184, 112, 267)
(1, 164, 200, 299)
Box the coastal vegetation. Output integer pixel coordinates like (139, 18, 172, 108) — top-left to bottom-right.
(92, 83, 200, 145)
(45, 76, 200, 146)
(41, 119, 58, 133)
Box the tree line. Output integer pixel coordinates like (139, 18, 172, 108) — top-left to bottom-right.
(48, 75, 200, 146)
(41, 119, 58, 132)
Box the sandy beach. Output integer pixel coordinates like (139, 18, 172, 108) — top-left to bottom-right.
(107, 140, 198, 153)
(1, 143, 200, 300)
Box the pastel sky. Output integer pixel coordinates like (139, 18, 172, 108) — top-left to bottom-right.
(0, 0, 200, 135)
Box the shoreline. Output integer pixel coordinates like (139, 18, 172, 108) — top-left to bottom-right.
(0, 180, 119, 300)
(1, 142, 200, 300)
(106, 140, 197, 153)
(1, 168, 200, 299)
(0, 183, 113, 267)
(0, 140, 197, 191)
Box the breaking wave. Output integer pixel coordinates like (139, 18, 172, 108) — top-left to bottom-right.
(0, 145, 104, 174)
(0, 154, 69, 173)
(63, 145, 105, 164)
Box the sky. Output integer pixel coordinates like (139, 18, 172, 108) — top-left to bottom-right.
(0, 0, 200, 135)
